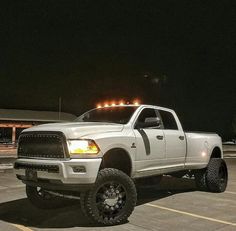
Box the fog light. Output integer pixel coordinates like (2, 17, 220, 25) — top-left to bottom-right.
(72, 166, 86, 173)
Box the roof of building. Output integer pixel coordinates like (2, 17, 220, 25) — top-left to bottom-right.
(0, 109, 77, 122)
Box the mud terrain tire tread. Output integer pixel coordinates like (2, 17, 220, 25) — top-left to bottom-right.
(83, 168, 137, 225)
(194, 168, 208, 191)
(206, 158, 228, 193)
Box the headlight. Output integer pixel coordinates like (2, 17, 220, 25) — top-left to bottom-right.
(68, 140, 100, 155)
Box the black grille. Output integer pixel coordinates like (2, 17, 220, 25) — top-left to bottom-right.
(18, 132, 67, 159)
(14, 162, 59, 173)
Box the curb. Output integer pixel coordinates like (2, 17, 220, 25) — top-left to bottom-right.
(0, 155, 16, 159)
(0, 164, 14, 173)
(224, 151, 236, 158)
(0, 156, 16, 166)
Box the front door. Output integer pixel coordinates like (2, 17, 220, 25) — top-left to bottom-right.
(133, 108, 165, 174)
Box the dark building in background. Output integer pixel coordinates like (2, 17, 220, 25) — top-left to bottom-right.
(0, 109, 76, 146)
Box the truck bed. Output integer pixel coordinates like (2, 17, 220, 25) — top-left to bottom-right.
(184, 132, 222, 169)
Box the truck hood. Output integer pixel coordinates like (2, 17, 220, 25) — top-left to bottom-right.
(23, 122, 124, 139)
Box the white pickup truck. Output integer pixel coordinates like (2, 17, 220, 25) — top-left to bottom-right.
(14, 104, 228, 225)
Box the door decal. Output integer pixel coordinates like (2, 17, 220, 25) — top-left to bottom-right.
(137, 129, 151, 155)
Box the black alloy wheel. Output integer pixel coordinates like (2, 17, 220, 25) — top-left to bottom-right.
(81, 168, 137, 225)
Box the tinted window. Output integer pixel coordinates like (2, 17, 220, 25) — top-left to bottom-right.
(159, 110, 178, 130)
(75, 106, 138, 124)
(0, 128, 12, 143)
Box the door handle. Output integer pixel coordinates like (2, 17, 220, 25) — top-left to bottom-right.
(179, 136, 185, 140)
(156, 135, 164, 140)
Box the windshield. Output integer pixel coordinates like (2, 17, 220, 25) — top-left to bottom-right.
(75, 106, 138, 124)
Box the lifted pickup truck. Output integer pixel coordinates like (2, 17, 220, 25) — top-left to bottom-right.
(14, 104, 228, 225)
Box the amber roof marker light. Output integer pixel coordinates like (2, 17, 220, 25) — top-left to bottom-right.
(96, 99, 141, 108)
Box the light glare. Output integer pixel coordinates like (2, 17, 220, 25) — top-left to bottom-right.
(68, 140, 99, 154)
(96, 99, 142, 108)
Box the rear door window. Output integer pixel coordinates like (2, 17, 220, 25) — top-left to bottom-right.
(158, 110, 178, 130)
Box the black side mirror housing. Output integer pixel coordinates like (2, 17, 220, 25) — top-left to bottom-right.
(144, 117, 161, 127)
(135, 117, 161, 129)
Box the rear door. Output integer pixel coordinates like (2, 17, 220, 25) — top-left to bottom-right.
(133, 108, 166, 173)
(158, 109, 186, 167)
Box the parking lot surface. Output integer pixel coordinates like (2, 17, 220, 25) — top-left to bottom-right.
(0, 158, 235, 231)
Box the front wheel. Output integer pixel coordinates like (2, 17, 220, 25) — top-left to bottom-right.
(81, 168, 137, 225)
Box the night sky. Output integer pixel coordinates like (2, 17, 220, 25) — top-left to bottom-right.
(1, 1, 236, 139)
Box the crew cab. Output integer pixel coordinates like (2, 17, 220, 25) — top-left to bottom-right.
(14, 104, 228, 225)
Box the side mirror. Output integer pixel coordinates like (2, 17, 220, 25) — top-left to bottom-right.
(144, 117, 161, 127)
(135, 117, 161, 129)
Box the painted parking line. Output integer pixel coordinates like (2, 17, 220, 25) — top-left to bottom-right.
(146, 203, 236, 226)
(12, 224, 33, 231)
(0, 185, 25, 191)
(225, 191, 236, 195)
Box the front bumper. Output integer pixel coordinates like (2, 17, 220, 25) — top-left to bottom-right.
(14, 158, 102, 186)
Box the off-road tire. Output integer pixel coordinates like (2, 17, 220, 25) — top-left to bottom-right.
(80, 191, 92, 219)
(194, 168, 208, 191)
(195, 158, 228, 193)
(206, 158, 228, 192)
(26, 185, 65, 209)
(83, 168, 137, 225)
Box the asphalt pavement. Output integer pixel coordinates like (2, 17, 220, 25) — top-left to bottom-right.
(0, 158, 236, 231)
